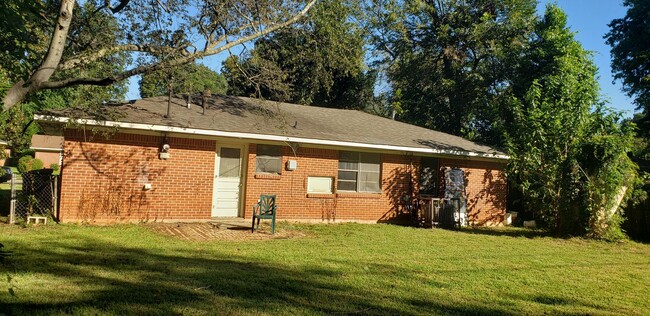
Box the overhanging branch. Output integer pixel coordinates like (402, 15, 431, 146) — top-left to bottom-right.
(45, 0, 318, 91)
(58, 44, 190, 71)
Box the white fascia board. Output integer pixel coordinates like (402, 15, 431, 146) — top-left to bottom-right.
(35, 115, 510, 160)
(30, 147, 63, 152)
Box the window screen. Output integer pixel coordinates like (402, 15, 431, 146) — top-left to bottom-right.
(337, 151, 381, 192)
(419, 157, 439, 196)
(219, 147, 241, 177)
(256, 144, 282, 174)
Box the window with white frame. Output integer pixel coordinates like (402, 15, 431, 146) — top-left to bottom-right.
(337, 151, 381, 192)
(256, 144, 282, 174)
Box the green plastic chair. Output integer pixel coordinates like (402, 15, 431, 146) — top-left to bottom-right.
(251, 195, 277, 234)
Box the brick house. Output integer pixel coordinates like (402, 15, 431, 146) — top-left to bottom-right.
(30, 134, 64, 167)
(36, 95, 508, 225)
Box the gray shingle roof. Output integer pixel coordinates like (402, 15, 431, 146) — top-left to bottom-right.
(40, 95, 507, 159)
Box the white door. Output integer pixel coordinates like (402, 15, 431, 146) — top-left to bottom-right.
(212, 146, 243, 217)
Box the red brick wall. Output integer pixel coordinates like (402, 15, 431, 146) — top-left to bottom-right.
(438, 159, 507, 226)
(58, 132, 507, 225)
(244, 145, 507, 225)
(244, 145, 420, 222)
(59, 131, 215, 223)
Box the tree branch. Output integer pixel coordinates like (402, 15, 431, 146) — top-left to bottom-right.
(106, 0, 130, 13)
(204, 0, 317, 55)
(2, 0, 317, 111)
(58, 44, 190, 71)
(2, 0, 75, 111)
(60, 0, 317, 73)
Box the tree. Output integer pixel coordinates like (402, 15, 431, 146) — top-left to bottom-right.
(0, 0, 317, 111)
(139, 63, 228, 98)
(222, 0, 375, 110)
(369, 0, 537, 143)
(507, 5, 637, 238)
(606, 0, 650, 241)
(0, 1, 128, 151)
(606, 0, 650, 136)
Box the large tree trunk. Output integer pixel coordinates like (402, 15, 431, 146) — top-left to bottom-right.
(1, 0, 75, 111)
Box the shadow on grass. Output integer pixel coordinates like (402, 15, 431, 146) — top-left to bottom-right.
(1, 236, 518, 316)
(458, 227, 549, 239)
(0, 230, 618, 315)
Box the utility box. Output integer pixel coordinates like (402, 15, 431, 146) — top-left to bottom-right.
(286, 160, 297, 171)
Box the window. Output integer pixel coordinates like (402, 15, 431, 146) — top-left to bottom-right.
(419, 157, 439, 196)
(219, 147, 241, 177)
(256, 144, 282, 174)
(308, 177, 333, 194)
(337, 151, 381, 192)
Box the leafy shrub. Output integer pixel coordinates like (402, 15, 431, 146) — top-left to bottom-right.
(17, 156, 32, 173)
(31, 158, 43, 171)
(17, 156, 44, 173)
(600, 213, 628, 242)
(49, 163, 60, 172)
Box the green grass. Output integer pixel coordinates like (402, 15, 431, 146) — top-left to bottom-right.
(0, 224, 649, 315)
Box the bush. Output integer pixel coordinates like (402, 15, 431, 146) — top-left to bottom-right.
(50, 163, 60, 172)
(31, 158, 43, 171)
(17, 156, 44, 173)
(17, 156, 32, 173)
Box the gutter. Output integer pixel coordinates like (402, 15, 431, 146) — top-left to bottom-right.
(35, 115, 510, 161)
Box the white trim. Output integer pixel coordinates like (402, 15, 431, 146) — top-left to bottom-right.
(212, 143, 246, 218)
(30, 147, 63, 152)
(35, 115, 510, 160)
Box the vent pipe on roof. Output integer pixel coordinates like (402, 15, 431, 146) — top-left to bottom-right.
(165, 74, 174, 119)
(202, 90, 210, 115)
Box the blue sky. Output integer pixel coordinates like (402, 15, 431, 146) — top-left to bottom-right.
(126, 0, 636, 116)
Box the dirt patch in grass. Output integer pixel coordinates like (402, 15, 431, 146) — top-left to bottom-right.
(147, 222, 307, 241)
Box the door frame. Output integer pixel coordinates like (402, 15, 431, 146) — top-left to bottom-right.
(211, 143, 248, 217)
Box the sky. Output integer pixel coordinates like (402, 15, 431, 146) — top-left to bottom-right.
(126, 0, 637, 116)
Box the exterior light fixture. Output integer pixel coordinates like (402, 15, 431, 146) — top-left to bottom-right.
(159, 142, 171, 160)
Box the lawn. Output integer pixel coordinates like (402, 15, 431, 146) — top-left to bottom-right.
(0, 223, 649, 315)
